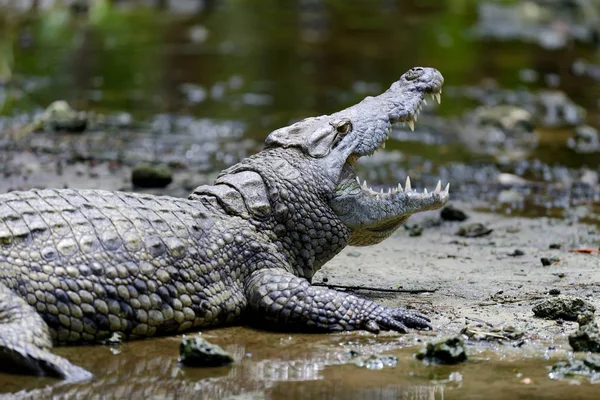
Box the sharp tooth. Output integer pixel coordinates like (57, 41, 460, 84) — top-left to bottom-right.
(381, 141, 386, 149)
(435, 180, 441, 194)
(435, 93, 441, 104)
(380, 188, 384, 194)
(444, 182, 450, 193)
(356, 176, 360, 184)
(397, 183, 403, 192)
(405, 176, 411, 191)
(362, 180, 368, 189)
(407, 119, 415, 131)
(422, 99, 427, 106)
(430, 94, 435, 101)
(424, 188, 428, 195)
(414, 114, 418, 122)
(388, 188, 392, 194)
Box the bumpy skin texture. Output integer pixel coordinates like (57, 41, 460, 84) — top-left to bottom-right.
(0, 67, 446, 380)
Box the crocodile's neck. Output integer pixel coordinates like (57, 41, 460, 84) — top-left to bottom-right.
(190, 148, 350, 280)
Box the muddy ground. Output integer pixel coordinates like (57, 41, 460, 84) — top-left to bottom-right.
(319, 201, 600, 344)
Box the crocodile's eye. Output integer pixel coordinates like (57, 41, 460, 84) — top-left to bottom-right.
(404, 67, 424, 81)
(331, 119, 353, 135)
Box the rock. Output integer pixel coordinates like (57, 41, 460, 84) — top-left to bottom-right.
(533, 296, 596, 321)
(508, 249, 525, 257)
(567, 125, 600, 153)
(549, 288, 561, 296)
(498, 173, 529, 185)
(497, 189, 525, 205)
(540, 256, 560, 266)
(461, 325, 524, 341)
(416, 337, 468, 365)
(131, 163, 173, 188)
(550, 357, 600, 382)
(405, 223, 423, 237)
(584, 354, 600, 371)
(456, 223, 493, 238)
(569, 311, 600, 353)
(179, 336, 234, 367)
(440, 205, 468, 221)
(43, 101, 88, 133)
(534, 90, 586, 127)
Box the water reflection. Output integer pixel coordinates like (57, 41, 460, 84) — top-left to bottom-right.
(1, 329, 445, 399)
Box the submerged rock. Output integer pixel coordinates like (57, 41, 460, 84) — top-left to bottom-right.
(550, 355, 600, 384)
(179, 336, 234, 367)
(351, 354, 398, 370)
(416, 337, 468, 365)
(533, 296, 596, 321)
(569, 311, 600, 353)
(132, 163, 173, 188)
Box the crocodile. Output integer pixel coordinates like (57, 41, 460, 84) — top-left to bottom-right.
(0, 67, 447, 381)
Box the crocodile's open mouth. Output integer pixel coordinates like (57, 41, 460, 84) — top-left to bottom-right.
(345, 90, 449, 200)
(332, 83, 450, 245)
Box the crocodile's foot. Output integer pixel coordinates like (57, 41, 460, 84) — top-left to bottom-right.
(246, 268, 433, 334)
(362, 306, 432, 334)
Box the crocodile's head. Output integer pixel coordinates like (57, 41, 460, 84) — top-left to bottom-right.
(266, 67, 449, 246)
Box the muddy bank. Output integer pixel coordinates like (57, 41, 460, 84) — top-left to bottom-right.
(319, 201, 600, 344)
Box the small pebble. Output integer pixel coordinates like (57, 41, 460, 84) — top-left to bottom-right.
(541, 256, 560, 266)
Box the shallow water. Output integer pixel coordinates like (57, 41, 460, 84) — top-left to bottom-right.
(0, 1, 599, 398)
(0, 327, 597, 399)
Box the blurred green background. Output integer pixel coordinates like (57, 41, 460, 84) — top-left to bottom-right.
(0, 0, 597, 132)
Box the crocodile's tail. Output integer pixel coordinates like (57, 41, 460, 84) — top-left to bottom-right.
(0, 283, 92, 381)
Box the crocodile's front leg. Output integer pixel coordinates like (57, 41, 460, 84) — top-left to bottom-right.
(0, 283, 91, 380)
(245, 269, 430, 333)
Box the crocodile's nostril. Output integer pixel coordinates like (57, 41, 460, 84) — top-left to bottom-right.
(404, 67, 425, 81)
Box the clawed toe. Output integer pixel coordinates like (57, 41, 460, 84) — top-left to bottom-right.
(392, 309, 432, 330)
